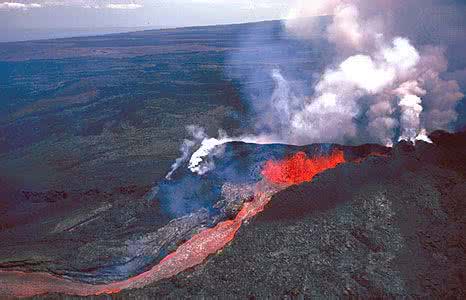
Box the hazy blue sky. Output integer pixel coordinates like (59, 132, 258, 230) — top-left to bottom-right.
(2, 0, 465, 42)
(1, 0, 288, 29)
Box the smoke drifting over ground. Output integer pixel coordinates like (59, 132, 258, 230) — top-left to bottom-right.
(166, 0, 465, 177)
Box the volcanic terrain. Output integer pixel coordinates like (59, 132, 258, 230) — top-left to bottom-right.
(0, 130, 464, 298)
(1, 14, 466, 299)
(102, 130, 466, 298)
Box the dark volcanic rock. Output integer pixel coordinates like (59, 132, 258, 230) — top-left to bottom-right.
(6, 131, 465, 299)
(109, 131, 466, 299)
(0, 182, 264, 285)
(21, 190, 69, 203)
(0, 185, 175, 283)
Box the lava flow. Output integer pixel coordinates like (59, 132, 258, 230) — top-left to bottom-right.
(261, 150, 346, 185)
(0, 183, 278, 298)
(0, 150, 350, 298)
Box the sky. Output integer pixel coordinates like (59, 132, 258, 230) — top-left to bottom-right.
(1, 0, 288, 30)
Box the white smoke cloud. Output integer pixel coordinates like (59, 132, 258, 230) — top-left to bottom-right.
(366, 94, 397, 147)
(177, 0, 464, 176)
(262, 36, 422, 145)
(395, 81, 425, 142)
(165, 139, 195, 180)
(326, 3, 365, 51)
(415, 46, 464, 131)
(186, 130, 288, 176)
(168, 126, 246, 177)
(277, 0, 462, 145)
(165, 125, 210, 179)
(184, 32, 454, 173)
(188, 134, 229, 175)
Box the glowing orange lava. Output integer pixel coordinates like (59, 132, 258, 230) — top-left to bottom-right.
(0, 182, 278, 298)
(261, 150, 346, 185)
(0, 150, 353, 298)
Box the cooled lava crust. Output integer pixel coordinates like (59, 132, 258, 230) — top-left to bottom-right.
(115, 131, 465, 298)
(4, 130, 466, 298)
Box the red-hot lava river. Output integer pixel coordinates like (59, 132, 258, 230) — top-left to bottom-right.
(0, 150, 349, 298)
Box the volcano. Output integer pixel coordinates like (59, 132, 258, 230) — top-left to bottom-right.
(0, 130, 465, 298)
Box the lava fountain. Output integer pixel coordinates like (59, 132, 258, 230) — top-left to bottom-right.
(0, 150, 352, 298)
(262, 150, 346, 185)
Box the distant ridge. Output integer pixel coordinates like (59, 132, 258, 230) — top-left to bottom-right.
(0, 19, 285, 44)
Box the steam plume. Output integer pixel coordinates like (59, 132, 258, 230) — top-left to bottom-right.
(188, 130, 230, 176)
(165, 126, 209, 179)
(173, 0, 464, 176)
(278, 0, 463, 145)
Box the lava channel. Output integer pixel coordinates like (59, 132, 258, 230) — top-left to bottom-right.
(0, 151, 351, 298)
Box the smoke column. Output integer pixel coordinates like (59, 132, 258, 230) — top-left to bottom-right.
(281, 0, 463, 145)
(172, 0, 465, 175)
(165, 125, 212, 179)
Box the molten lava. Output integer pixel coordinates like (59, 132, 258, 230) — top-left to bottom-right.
(0, 150, 356, 298)
(0, 182, 278, 298)
(261, 150, 346, 185)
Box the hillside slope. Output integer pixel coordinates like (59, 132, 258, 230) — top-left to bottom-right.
(112, 131, 466, 298)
